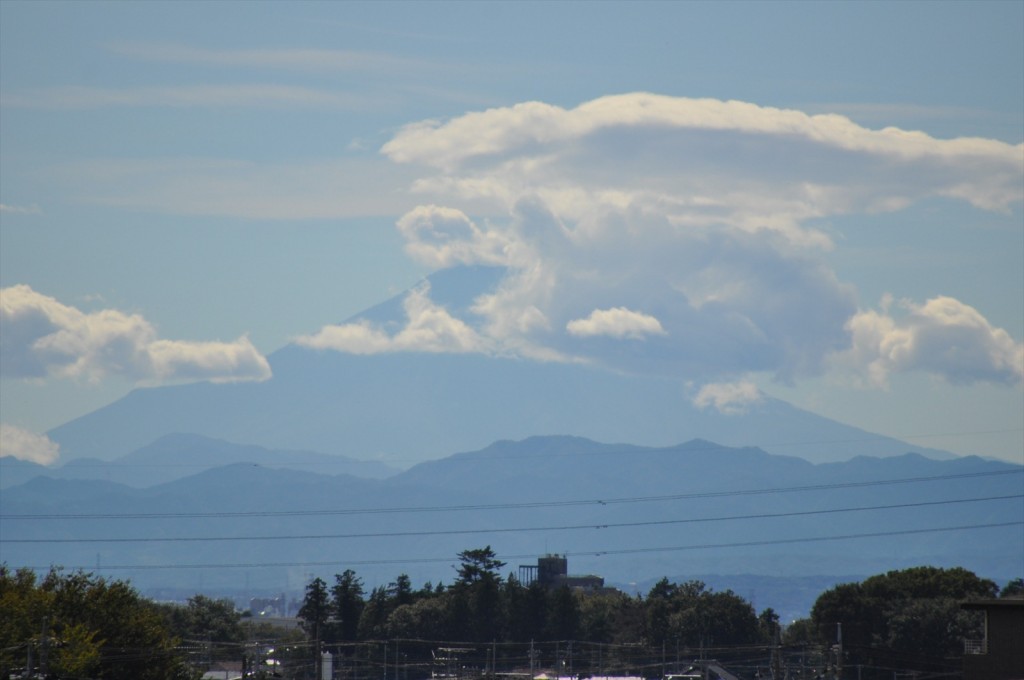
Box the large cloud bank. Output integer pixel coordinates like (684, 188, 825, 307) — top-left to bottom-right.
(297, 94, 1023, 393)
(1, 284, 271, 384)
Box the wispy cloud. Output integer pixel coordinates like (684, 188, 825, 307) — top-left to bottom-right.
(109, 42, 450, 75)
(2, 84, 387, 110)
(0, 203, 42, 215)
(48, 156, 421, 219)
(1, 284, 271, 384)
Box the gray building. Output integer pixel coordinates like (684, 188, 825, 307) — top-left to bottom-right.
(518, 555, 610, 593)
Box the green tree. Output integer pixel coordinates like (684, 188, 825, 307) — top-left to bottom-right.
(158, 594, 244, 661)
(545, 586, 581, 641)
(757, 607, 780, 644)
(861, 565, 997, 603)
(0, 566, 51, 678)
(54, 622, 102, 677)
(781, 617, 816, 646)
(48, 569, 196, 680)
(700, 589, 759, 646)
(387, 597, 450, 639)
(645, 578, 679, 646)
(390, 573, 414, 607)
(885, 597, 982, 662)
(455, 546, 506, 585)
(298, 577, 330, 637)
(0, 566, 196, 680)
(811, 566, 996, 676)
(453, 547, 507, 642)
(644, 579, 758, 650)
(331, 569, 365, 643)
(358, 586, 393, 640)
(506, 580, 547, 643)
(298, 575, 331, 674)
(810, 579, 880, 674)
(1000, 577, 1024, 598)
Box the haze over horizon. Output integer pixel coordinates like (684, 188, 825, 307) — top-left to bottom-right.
(1, 1, 1022, 466)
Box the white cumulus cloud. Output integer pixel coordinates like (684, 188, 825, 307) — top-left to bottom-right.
(0, 284, 271, 384)
(0, 424, 60, 465)
(567, 307, 666, 340)
(839, 295, 1024, 387)
(294, 283, 490, 355)
(396, 205, 514, 269)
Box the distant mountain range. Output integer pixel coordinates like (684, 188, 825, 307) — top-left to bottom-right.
(46, 266, 956, 466)
(0, 433, 397, 489)
(2, 435, 1019, 621)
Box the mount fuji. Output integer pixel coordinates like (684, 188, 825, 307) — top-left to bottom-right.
(47, 266, 954, 466)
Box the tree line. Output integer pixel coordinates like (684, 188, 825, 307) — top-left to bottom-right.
(2, 551, 1021, 680)
(297, 548, 767, 648)
(295, 551, 1021, 680)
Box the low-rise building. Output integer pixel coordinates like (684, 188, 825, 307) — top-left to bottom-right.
(961, 598, 1024, 680)
(518, 555, 611, 593)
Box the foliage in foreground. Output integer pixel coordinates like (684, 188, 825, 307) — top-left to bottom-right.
(803, 566, 999, 678)
(0, 565, 197, 680)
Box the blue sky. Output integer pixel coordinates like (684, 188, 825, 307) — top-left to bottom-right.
(1, 0, 1022, 464)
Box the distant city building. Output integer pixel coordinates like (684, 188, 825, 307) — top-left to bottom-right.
(518, 555, 612, 593)
(249, 593, 289, 618)
(961, 598, 1024, 680)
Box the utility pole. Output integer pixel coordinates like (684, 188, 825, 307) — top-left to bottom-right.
(39, 616, 49, 678)
(770, 623, 782, 680)
(835, 623, 843, 680)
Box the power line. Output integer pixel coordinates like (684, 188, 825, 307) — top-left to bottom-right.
(3, 468, 1019, 521)
(4, 493, 1018, 544)
(579, 522, 1022, 558)
(24, 521, 1021, 571)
